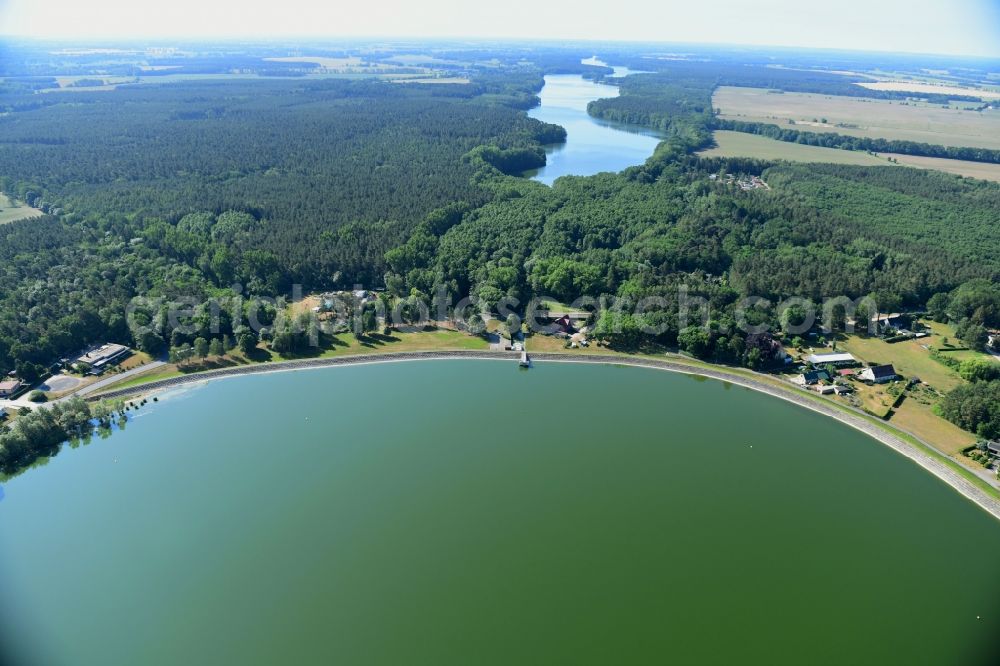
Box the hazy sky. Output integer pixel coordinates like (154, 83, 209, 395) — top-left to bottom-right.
(2, 0, 999, 57)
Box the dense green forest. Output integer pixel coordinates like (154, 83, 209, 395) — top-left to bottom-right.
(0, 77, 563, 287)
(940, 380, 1000, 440)
(0, 74, 567, 376)
(386, 150, 999, 338)
(0, 46, 998, 391)
(0, 397, 95, 475)
(587, 73, 715, 145)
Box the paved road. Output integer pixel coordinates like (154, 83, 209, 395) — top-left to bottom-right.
(72, 361, 167, 398)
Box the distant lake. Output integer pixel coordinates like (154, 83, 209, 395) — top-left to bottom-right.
(527, 61, 664, 184)
(1, 360, 999, 665)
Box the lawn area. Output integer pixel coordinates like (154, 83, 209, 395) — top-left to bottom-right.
(913, 320, 998, 364)
(92, 328, 492, 394)
(102, 367, 185, 392)
(700, 131, 892, 166)
(321, 329, 491, 356)
(525, 334, 617, 355)
(891, 399, 977, 456)
(838, 333, 963, 392)
(828, 322, 997, 460)
(713, 86, 1000, 150)
(0, 193, 44, 225)
(537, 299, 584, 313)
(118, 351, 154, 371)
(846, 382, 897, 419)
(289, 295, 322, 318)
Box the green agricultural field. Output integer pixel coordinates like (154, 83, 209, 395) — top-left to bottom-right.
(713, 86, 1000, 150)
(699, 131, 892, 165)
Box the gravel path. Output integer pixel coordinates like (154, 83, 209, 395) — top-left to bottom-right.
(88, 349, 1000, 523)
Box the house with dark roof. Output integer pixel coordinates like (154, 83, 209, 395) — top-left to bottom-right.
(860, 364, 899, 384)
(871, 313, 908, 329)
(550, 315, 576, 336)
(793, 369, 831, 386)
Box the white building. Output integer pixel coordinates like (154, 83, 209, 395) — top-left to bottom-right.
(805, 352, 858, 367)
(860, 365, 899, 384)
(75, 344, 131, 375)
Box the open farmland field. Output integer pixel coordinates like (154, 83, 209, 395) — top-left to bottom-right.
(713, 86, 1000, 149)
(699, 131, 892, 165)
(263, 56, 365, 69)
(390, 76, 471, 84)
(857, 81, 1000, 100)
(0, 194, 43, 225)
(886, 153, 1000, 182)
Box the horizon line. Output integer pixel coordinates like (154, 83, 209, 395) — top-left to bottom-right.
(2, 34, 999, 61)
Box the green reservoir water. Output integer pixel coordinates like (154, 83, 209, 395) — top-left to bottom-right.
(527, 67, 664, 185)
(1, 361, 999, 665)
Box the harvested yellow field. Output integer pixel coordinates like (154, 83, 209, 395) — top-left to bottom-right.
(885, 153, 1000, 183)
(857, 81, 1000, 100)
(390, 77, 470, 85)
(699, 131, 891, 165)
(714, 86, 1000, 150)
(264, 56, 364, 69)
(891, 400, 976, 456)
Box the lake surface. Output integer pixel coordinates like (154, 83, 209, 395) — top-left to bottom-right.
(1, 360, 999, 665)
(527, 65, 664, 184)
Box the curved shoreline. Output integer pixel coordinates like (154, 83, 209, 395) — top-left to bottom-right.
(90, 349, 1000, 522)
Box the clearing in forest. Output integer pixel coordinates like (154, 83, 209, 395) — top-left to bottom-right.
(0, 194, 44, 225)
